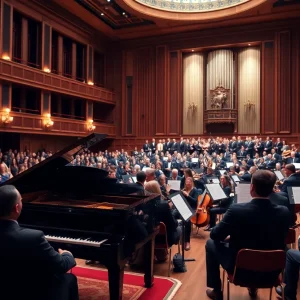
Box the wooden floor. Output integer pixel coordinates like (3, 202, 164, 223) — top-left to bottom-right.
(77, 228, 300, 300)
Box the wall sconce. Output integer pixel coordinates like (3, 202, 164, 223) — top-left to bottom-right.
(87, 81, 94, 86)
(43, 113, 54, 128)
(43, 67, 51, 73)
(188, 102, 197, 114)
(244, 99, 255, 110)
(1, 54, 10, 61)
(87, 119, 96, 131)
(1, 108, 13, 124)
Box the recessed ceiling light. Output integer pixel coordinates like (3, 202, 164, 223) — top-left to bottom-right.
(248, 43, 251, 46)
(122, 12, 126, 15)
(101, 13, 104, 16)
(192, 49, 194, 52)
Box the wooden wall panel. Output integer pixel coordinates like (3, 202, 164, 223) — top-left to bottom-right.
(169, 51, 182, 135)
(155, 46, 167, 135)
(261, 41, 275, 134)
(291, 30, 300, 134)
(133, 47, 156, 137)
(277, 31, 291, 134)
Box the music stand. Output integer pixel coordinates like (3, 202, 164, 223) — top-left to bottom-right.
(205, 183, 228, 204)
(236, 182, 251, 204)
(170, 191, 196, 272)
(219, 170, 227, 176)
(287, 186, 300, 206)
(226, 162, 234, 168)
(274, 170, 284, 181)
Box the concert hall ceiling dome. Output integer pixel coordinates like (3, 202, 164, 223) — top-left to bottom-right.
(123, 0, 268, 20)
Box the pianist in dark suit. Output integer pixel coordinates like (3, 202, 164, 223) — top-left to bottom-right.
(0, 185, 79, 300)
(205, 170, 290, 300)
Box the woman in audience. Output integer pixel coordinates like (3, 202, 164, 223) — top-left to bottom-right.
(0, 162, 13, 183)
(144, 180, 181, 261)
(10, 158, 19, 177)
(204, 175, 233, 231)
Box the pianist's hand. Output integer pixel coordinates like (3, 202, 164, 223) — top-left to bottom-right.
(58, 248, 73, 256)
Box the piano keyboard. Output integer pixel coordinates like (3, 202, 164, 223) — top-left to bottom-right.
(45, 235, 108, 248)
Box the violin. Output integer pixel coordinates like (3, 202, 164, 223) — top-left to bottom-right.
(190, 190, 213, 228)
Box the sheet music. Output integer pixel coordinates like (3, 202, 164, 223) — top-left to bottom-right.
(219, 170, 227, 175)
(274, 170, 284, 181)
(226, 162, 234, 168)
(231, 175, 240, 182)
(191, 158, 199, 163)
(206, 184, 227, 201)
(212, 162, 216, 170)
(292, 187, 300, 204)
(171, 193, 193, 221)
(163, 157, 168, 161)
(236, 183, 251, 203)
(293, 163, 300, 169)
(168, 180, 181, 191)
(211, 178, 219, 184)
(131, 176, 137, 183)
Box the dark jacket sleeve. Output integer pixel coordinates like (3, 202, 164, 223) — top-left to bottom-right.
(219, 186, 233, 208)
(160, 201, 178, 232)
(33, 231, 76, 275)
(186, 188, 198, 209)
(210, 205, 236, 242)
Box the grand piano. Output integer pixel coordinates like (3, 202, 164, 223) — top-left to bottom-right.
(1, 133, 160, 300)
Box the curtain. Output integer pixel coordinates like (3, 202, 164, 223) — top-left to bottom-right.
(183, 52, 204, 134)
(238, 47, 260, 133)
(206, 49, 234, 109)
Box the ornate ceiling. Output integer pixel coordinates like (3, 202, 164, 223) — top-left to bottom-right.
(135, 0, 250, 13)
(74, 0, 154, 29)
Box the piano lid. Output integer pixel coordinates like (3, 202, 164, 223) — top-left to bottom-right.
(1, 133, 108, 193)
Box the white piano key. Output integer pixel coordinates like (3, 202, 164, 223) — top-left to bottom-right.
(45, 235, 107, 248)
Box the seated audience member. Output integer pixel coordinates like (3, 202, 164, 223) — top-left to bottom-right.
(0, 162, 13, 183)
(276, 249, 300, 300)
(0, 185, 79, 300)
(205, 175, 233, 231)
(205, 170, 290, 300)
(278, 163, 300, 194)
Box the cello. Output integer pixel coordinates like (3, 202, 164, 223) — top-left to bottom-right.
(190, 190, 213, 228)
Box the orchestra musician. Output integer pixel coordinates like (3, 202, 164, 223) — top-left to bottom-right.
(204, 175, 233, 231)
(205, 170, 290, 300)
(180, 177, 199, 251)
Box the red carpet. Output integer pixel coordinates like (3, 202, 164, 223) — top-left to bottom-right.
(72, 266, 181, 300)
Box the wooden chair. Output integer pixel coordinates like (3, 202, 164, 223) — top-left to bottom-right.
(285, 228, 296, 249)
(222, 249, 286, 300)
(154, 222, 180, 277)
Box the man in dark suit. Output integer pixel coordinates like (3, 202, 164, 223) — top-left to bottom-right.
(205, 170, 290, 300)
(279, 163, 300, 194)
(0, 185, 79, 300)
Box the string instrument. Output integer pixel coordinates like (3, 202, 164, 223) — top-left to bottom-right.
(190, 190, 213, 228)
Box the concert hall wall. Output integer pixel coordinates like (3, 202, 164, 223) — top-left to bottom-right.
(115, 18, 300, 150)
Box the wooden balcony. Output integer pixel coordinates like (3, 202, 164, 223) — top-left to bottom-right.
(0, 59, 115, 104)
(0, 112, 116, 137)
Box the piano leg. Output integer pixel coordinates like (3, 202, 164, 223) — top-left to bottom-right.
(108, 264, 124, 300)
(144, 235, 155, 288)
